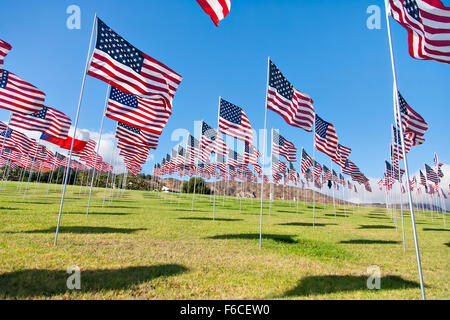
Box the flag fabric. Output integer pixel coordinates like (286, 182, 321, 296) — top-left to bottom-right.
(300, 148, 314, 174)
(389, 0, 450, 64)
(397, 91, 428, 145)
(107, 86, 172, 134)
(88, 18, 183, 110)
(227, 149, 242, 167)
(115, 121, 159, 149)
(9, 106, 71, 139)
(425, 163, 440, 183)
(335, 144, 352, 167)
(272, 129, 297, 162)
(200, 121, 227, 161)
(391, 125, 413, 159)
(218, 98, 253, 143)
(315, 115, 338, 159)
(195, 0, 231, 26)
(0, 70, 46, 115)
(0, 40, 11, 71)
(411, 177, 417, 191)
(267, 60, 315, 132)
(419, 170, 427, 186)
(186, 134, 201, 160)
(272, 155, 287, 174)
(243, 142, 259, 166)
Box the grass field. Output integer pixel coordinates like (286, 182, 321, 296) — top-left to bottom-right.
(0, 180, 448, 300)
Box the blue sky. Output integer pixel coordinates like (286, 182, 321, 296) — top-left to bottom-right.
(1, 0, 449, 180)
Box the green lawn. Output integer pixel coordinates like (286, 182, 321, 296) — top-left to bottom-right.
(0, 180, 448, 300)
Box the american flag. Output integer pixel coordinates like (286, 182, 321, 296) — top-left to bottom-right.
(419, 170, 427, 186)
(243, 142, 259, 166)
(107, 86, 171, 134)
(9, 106, 71, 139)
(115, 121, 159, 149)
(88, 18, 183, 110)
(389, 0, 450, 64)
(216, 154, 227, 172)
(315, 115, 338, 159)
(425, 163, 440, 183)
(272, 155, 287, 174)
(300, 148, 314, 174)
(186, 134, 201, 160)
(218, 98, 253, 143)
(54, 152, 68, 167)
(391, 126, 413, 159)
(10, 129, 35, 155)
(313, 161, 322, 180)
(267, 60, 315, 132)
(323, 165, 332, 181)
(0, 40, 11, 71)
(200, 121, 227, 161)
(272, 129, 297, 162)
(335, 144, 352, 167)
(397, 91, 428, 145)
(0, 70, 46, 115)
(227, 149, 242, 167)
(411, 176, 417, 191)
(342, 159, 357, 176)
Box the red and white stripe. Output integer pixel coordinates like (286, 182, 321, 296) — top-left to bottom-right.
(196, 0, 231, 26)
(0, 40, 12, 71)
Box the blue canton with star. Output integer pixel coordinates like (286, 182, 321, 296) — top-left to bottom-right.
(220, 99, 242, 124)
(96, 18, 144, 74)
(31, 106, 48, 120)
(272, 130, 285, 147)
(202, 122, 216, 141)
(110, 87, 139, 108)
(118, 121, 140, 134)
(269, 61, 294, 101)
(404, 0, 421, 23)
(0, 70, 9, 89)
(0, 128, 12, 138)
(315, 115, 329, 139)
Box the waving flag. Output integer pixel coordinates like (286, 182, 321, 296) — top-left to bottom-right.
(107, 87, 171, 134)
(115, 121, 159, 149)
(315, 115, 338, 159)
(218, 98, 253, 143)
(10, 106, 71, 139)
(0, 70, 46, 115)
(243, 142, 259, 166)
(196, 0, 231, 26)
(389, 0, 450, 64)
(0, 40, 11, 71)
(200, 121, 227, 161)
(419, 170, 427, 186)
(397, 91, 428, 145)
(335, 144, 352, 167)
(227, 149, 242, 167)
(425, 163, 440, 183)
(272, 155, 287, 174)
(272, 129, 297, 162)
(267, 60, 315, 132)
(88, 18, 183, 110)
(391, 125, 413, 159)
(300, 148, 314, 174)
(187, 134, 201, 160)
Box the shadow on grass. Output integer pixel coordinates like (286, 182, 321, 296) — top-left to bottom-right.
(281, 275, 420, 297)
(66, 211, 131, 216)
(94, 206, 137, 209)
(0, 264, 188, 298)
(175, 208, 207, 212)
(178, 217, 243, 222)
(358, 225, 395, 230)
(206, 233, 297, 244)
(0, 207, 20, 210)
(367, 216, 391, 220)
(446, 242, 450, 248)
(340, 239, 400, 245)
(11, 226, 146, 235)
(324, 214, 348, 218)
(423, 228, 449, 232)
(279, 222, 337, 227)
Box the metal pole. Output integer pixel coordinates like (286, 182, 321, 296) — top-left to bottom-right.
(54, 13, 97, 246)
(384, 0, 425, 299)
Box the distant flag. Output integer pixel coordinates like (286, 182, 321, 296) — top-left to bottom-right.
(335, 144, 352, 167)
(0, 70, 46, 115)
(271, 155, 287, 174)
(195, 0, 231, 27)
(227, 149, 242, 168)
(419, 170, 427, 186)
(300, 148, 314, 174)
(218, 98, 253, 143)
(389, 0, 450, 64)
(115, 121, 159, 149)
(187, 134, 201, 160)
(0, 40, 11, 71)
(425, 163, 440, 184)
(411, 177, 416, 191)
(272, 129, 297, 162)
(88, 18, 183, 110)
(243, 142, 259, 166)
(391, 125, 413, 159)
(315, 115, 338, 159)
(9, 106, 71, 139)
(397, 91, 428, 145)
(267, 60, 315, 132)
(200, 121, 227, 161)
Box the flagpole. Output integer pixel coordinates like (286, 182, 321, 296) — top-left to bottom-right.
(259, 56, 270, 250)
(86, 84, 111, 217)
(384, 0, 425, 299)
(212, 96, 222, 224)
(54, 13, 97, 246)
(312, 119, 316, 230)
